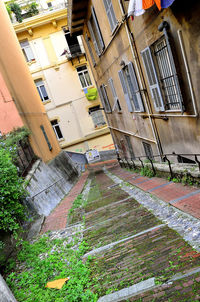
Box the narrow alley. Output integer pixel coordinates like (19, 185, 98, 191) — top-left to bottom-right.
(38, 161, 200, 301)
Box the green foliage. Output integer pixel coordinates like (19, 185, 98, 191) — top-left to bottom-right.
(6, 4, 12, 19)
(26, 2, 39, 17)
(68, 194, 84, 217)
(6, 236, 98, 302)
(140, 166, 155, 178)
(9, 2, 22, 22)
(0, 147, 26, 235)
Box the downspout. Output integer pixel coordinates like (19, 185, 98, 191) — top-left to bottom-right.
(118, 0, 163, 158)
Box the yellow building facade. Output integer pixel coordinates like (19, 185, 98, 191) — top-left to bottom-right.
(11, 0, 114, 154)
(0, 1, 61, 162)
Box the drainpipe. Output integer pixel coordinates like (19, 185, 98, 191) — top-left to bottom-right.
(118, 0, 163, 158)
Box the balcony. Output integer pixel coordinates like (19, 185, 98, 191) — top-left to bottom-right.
(7, 0, 67, 24)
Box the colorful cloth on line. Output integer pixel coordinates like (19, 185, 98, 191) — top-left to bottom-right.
(142, 0, 161, 10)
(128, 0, 145, 17)
(161, 0, 175, 8)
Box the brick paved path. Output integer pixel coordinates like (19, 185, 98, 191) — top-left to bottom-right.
(106, 163, 200, 220)
(80, 165, 200, 301)
(41, 171, 89, 233)
(39, 160, 200, 301)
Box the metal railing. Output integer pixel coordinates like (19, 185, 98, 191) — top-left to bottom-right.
(117, 152, 200, 180)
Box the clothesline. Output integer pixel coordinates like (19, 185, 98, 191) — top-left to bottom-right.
(128, 0, 176, 18)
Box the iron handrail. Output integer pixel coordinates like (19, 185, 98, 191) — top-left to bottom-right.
(117, 152, 200, 180)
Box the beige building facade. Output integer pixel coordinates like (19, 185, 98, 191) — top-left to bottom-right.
(68, 0, 200, 163)
(10, 0, 114, 154)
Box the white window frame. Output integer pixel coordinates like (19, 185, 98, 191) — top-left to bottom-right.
(51, 120, 64, 141)
(76, 66, 92, 88)
(20, 40, 35, 62)
(35, 80, 49, 103)
(103, 0, 118, 33)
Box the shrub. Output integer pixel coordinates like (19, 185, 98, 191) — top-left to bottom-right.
(9, 2, 23, 23)
(0, 147, 26, 235)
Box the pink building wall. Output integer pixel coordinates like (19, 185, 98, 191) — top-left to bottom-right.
(0, 72, 23, 135)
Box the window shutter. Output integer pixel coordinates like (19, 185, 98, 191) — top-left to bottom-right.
(108, 78, 119, 111)
(103, 0, 117, 32)
(91, 7, 105, 52)
(98, 85, 112, 113)
(141, 47, 165, 112)
(85, 34, 96, 66)
(102, 85, 112, 113)
(87, 20, 101, 57)
(127, 62, 144, 112)
(118, 69, 133, 112)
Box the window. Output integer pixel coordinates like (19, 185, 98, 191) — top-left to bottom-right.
(51, 120, 63, 140)
(63, 28, 81, 56)
(103, 0, 117, 32)
(87, 7, 105, 56)
(76, 66, 92, 88)
(125, 135, 135, 159)
(143, 142, 154, 160)
(35, 79, 49, 102)
(20, 40, 35, 62)
(89, 106, 106, 128)
(141, 36, 183, 112)
(98, 85, 112, 113)
(118, 62, 144, 112)
(47, 2, 52, 7)
(108, 78, 121, 112)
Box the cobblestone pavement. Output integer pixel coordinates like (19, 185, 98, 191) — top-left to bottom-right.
(41, 161, 200, 301)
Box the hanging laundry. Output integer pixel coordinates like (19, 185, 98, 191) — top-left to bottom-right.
(128, 0, 145, 17)
(161, 0, 175, 8)
(142, 0, 161, 11)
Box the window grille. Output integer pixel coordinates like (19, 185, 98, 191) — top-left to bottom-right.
(35, 79, 49, 102)
(50, 120, 63, 140)
(89, 106, 106, 128)
(154, 37, 183, 110)
(20, 40, 35, 62)
(98, 85, 112, 113)
(142, 142, 154, 159)
(76, 66, 92, 88)
(103, 0, 117, 32)
(141, 36, 183, 112)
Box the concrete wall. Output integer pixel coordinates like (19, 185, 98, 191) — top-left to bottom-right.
(0, 274, 17, 302)
(25, 151, 78, 216)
